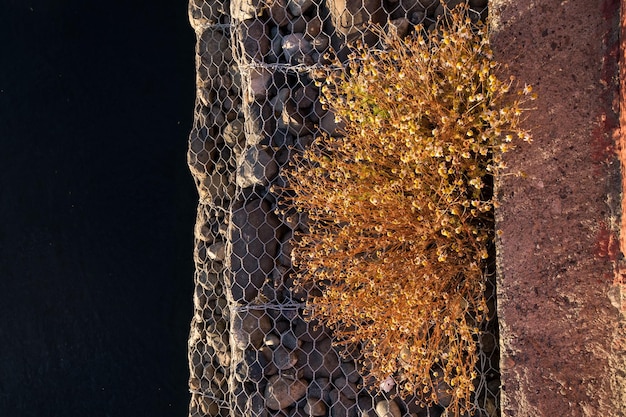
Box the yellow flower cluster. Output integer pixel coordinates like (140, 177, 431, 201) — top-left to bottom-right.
(285, 6, 533, 416)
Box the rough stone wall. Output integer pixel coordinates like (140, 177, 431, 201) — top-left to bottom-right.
(186, 0, 497, 415)
(491, 0, 626, 416)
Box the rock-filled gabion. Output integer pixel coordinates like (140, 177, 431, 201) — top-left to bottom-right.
(187, 1, 498, 417)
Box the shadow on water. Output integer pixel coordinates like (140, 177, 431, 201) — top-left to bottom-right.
(0, 1, 197, 416)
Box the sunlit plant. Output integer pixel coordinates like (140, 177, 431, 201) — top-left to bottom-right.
(285, 6, 534, 415)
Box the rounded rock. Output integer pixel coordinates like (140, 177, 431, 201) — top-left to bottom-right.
(282, 33, 312, 62)
(287, 0, 315, 16)
(334, 376, 358, 400)
(265, 333, 281, 348)
(232, 310, 273, 349)
(273, 346, 299, 370)
(236, 145, 279, 188)
(293, 84, 318, 109)
(305, 16, 324, 38)
(374, 400, 401, 417)
(305, 397, 328, 416)
(270, 0, 292, 26)
(265, 375, 308, 410)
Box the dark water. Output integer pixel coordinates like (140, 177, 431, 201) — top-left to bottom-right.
(0, 1, 197, 416)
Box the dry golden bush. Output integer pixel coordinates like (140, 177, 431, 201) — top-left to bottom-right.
(285, 6, 534, 416)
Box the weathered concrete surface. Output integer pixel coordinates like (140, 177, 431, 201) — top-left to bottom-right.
(491, 0, 626, 416)
(618, 0, 626, 313)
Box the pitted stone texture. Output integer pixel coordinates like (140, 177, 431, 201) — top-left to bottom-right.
(492, 0, 625, 415)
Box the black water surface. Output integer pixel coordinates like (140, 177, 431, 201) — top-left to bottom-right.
(0, 1, 197, 416)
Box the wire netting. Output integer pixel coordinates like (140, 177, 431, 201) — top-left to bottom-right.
(187, 0, 497, 416)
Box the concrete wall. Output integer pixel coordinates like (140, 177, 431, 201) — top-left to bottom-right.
(491, 1, 626, 415)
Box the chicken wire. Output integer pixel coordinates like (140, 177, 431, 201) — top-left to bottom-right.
(186, 0, 497, 416)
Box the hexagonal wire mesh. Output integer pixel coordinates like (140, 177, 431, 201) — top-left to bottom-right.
(186, 0, 497, 417)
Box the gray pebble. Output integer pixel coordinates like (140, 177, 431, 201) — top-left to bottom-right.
(269, 31, 284, 63)
(282, 366, 305, 381)
(326, 0, 385, 43)
(200, 171, 234, 206)
(307, 377, 332, 403)
(279, 237, 294, 267)
(399, 0, 438, 16)
(434, 377, 453, 408)
(294, 318, 327, 342)
(260, 346, 279, 376)
(470, 0, 488, 8)
(230, 199, 281, 301)
(319, 109, 345, 137)
(300, 338, 341, 379)
(278, 101, 314, 136)
(480, 332, 496, 353)
(389, 17, 410, 38)
(289, 16, 308, 34)
(357, 396, 375, 417)
(340, 361, 361, 384)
